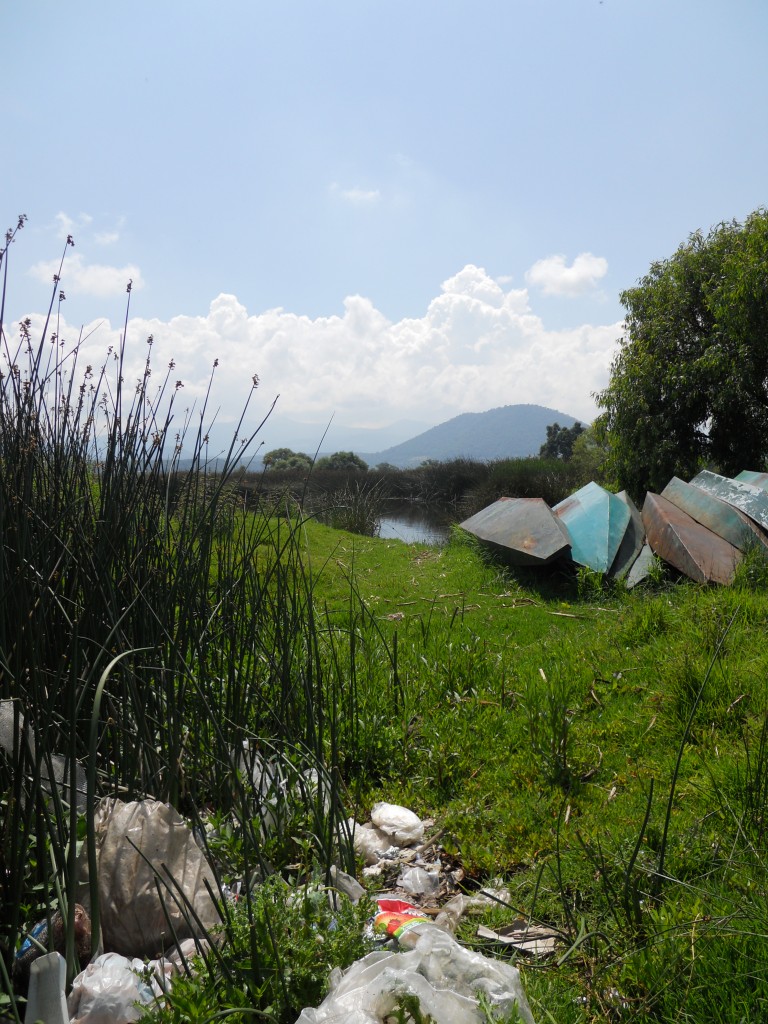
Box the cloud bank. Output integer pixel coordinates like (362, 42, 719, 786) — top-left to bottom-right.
(525, 252, 608, 296)
(14, 264, 621, 433)
(29, 253, 144, 297)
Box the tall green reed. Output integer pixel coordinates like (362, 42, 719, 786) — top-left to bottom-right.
(0, 221, 354, 1008)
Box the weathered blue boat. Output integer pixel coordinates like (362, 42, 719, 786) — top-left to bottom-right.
(689, 470, 768, 532)
(459, 496, 571, 566)
(662, 476, 768, 554)
(608, 490, 646, 579)
(642, 491, 742, 585)
(552, 482, 631, 573)
(735, 470, 768, 491)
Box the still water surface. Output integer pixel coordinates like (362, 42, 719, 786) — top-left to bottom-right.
(376, 503, 453, 545)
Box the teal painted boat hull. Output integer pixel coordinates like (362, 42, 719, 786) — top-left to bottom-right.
(735, 470, 768, 491)
(459, 497, 571, 566)
(689, 470, 768, 532)
(662, 476, 768, 554)
(553, 482, 631, 573)
(642, 491, 742, 585)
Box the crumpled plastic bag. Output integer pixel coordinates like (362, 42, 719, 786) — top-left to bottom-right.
(348, 819, 395, 865)
(370, 802, 424, 847)
(294, 925, 536, 1024)
(76, 798, 220, 958)
(67, 952, 168, 1024)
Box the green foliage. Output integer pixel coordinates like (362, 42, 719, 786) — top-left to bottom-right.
(538, 421, 586, 460)
(315, 450, 369, 471)
(264, 447, 313, 470)
(596, 208, 768, 495)
(569, 425, 611, 486)
(143, 878, 375, 1024)
(307, 478, 386, 536)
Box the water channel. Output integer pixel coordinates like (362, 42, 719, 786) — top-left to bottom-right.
(376, 503, 453, 546)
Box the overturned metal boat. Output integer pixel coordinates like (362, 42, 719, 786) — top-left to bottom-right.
(459, 496, 571, 566)
(689, 470, 768, 532)
(661, 476, 768, 554)
(735, 469, 768, 491)
(642, 491, 742, 585)
(608, 490, 646, 580)
(552, 482, 631, 574)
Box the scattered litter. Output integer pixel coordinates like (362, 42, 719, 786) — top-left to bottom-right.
(476, 920, 559, 957)
(349, 820, 394, 865)
(12, 904, 91, 995)
(295, 924, 536, 1024)
(373, 898, 434, 946)
(0, 698, 88, 812)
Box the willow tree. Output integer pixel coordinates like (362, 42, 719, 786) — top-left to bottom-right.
(596, 209, 768, 496)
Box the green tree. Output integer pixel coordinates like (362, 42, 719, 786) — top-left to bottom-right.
(539, 421, 585, 460)
(596, 209, 768, 495)
(263, 448, 312, 471)
(315, 451, 368, 471)
(570, 425, 611, 486)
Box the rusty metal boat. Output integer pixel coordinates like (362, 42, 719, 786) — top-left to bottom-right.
(642, 491, 742, 585)
(661, 476, 768, 554)
(459, 496, 571, 566)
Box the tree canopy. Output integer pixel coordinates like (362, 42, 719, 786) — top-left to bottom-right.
(595, 209, 768, 495)
(539, 421, 585, 460)
(315, 450, 368, 471)
(263, 448, 312, 471)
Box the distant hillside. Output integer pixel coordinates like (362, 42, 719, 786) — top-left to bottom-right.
(360, 404, 583, 468)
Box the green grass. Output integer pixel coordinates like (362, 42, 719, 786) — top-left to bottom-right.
(278, 522, 768, 1019)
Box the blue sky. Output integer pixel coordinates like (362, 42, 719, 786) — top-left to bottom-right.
(3, 1, 767, 450)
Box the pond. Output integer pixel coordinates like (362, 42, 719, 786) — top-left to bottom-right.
(376, 503, 453, 546)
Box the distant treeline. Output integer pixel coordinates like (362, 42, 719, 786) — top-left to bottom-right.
(189, 447, 605, 525)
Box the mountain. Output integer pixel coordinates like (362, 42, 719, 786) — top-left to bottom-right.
(173, 414, 431, 467)
(358, 404, 584, 468)
(255, 414, 432, 457)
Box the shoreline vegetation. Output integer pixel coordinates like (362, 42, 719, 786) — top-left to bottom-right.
(3, 223, 768, 1022)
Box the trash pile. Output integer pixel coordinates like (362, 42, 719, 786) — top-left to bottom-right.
(15, 797, 546, 1024)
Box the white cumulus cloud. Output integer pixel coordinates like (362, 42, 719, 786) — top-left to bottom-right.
(12, 264, 620, 435)
(28, 253, 144, 297)
(525, 252, 608, 297)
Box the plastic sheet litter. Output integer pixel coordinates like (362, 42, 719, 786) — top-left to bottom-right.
(396, 864, 441, 897)
(67, 952, 171, 1024)
(350, 821, 395, 866)
(370, 802, 425, 847)
(76, 798, 220, 958)
(294, 924, 536, 1024)
(0, 698, 88, 812)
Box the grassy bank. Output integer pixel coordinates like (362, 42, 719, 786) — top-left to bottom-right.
(291, 521, 768, 1021)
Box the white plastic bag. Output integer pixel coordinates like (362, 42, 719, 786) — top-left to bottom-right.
(67, 953, 165, 1024)
(76, 799, 220, 958)
(294, 925, 535, 1024)
(349, 819, 394, 865)
(370, 802, 424, 847)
